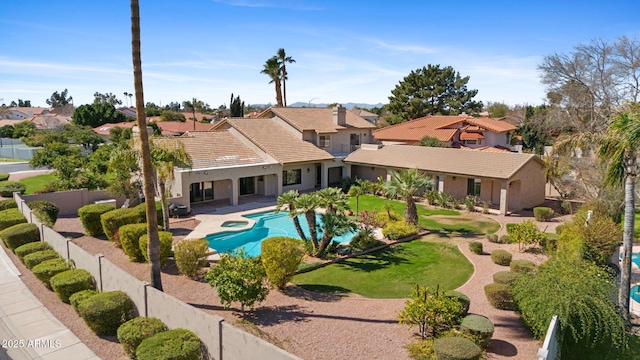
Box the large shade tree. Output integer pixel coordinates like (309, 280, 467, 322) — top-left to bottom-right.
(384, 168, 432, 225)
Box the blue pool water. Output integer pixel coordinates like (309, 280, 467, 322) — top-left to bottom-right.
(631, 285, 640, 303)
(206, 211, 357, 257)
(633, 253, 640, 268)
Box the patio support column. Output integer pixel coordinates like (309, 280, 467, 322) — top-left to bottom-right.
(343, 163, 351, 178)
(276, 171, 283, 196)
(437, 174, 444, 193)
(231, 177, 239, 206)
(320, 162, 328, 189)
(499, 180, 509, 216)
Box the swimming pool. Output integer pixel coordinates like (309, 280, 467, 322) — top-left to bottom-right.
(631, 284, 640, 303)
(620, 252, 640, 267)
(206, 210, 357, 257)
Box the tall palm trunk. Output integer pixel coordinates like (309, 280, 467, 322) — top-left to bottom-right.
(292, 215, 307, 242)
(158, 178, 170, 231)
(619, 156, 636, 320)
(282, 64, 287, 107)
(131, 0, 162, 290)
(305, 210, 318, 250)
(275, 79, 283, 107)
(406, 195, 418, 225)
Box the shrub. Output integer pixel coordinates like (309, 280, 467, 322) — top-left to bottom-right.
(468, 241, 483, 255)
(398, 285, 461, 339)
(69, 290, 98, 314)
(382, 220, 418, 240)
(174, 239, 209, 279)
(464, 196, 476, 212)
(0, 172, 9, 181)
(101, 208, 140, 242)
(15, 241, 51, 261)
(77, 290, 134, 336)
(533, 207, 555, 221)
(78, 203, 115, 236)
(23, 249, 59, 269)
(492, 271, 521, 285)
(505, 223, 517, 235)
(1, 223, 39, 251)
(50, 269, 95, 303)
(139, 231, 173, 265)
(261, 236, 305, 290)
(444, 290, 470, 318)
(484, 283, 513, 310)
(0, 199, 17, 211)
(136, 328, 201, 360)
(350, 230, 382, 251)
(119, 223, 149, 262)
(555, 224, 566, 236)
(0, 181, 26, 197)
(559, 200, 573, 215)
(490, 249, 512, 266)
(433, 337, 482, 360)
(405, 339, 435, 360)
(32, 258, 69, 289)
(499, 235, 512, 244)
(486, 234, 498, 243)
(28, 200, 59, 227)
(0, 208, 26, 231)
(510, 259, 536, 274)
(509, 220, 547, 251)
(460, 314, 494, 349)
(134, 201, 163, 227)
(117, 317, 168, 359)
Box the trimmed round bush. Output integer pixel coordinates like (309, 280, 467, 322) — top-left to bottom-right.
(117, 317, 168, 358)
(484, 283, 513, 310)
(0, 181, 26, 197)
(382, 220, 418, 240)
(460, 314, 494, 348)
(1, 223, 39, 251)
(505, 223, 517, 235)
(468, 241, 483, 255)
(533, 207, 554, 221)
(119, 223, 149, 262)
(555, 224, 566, 235)
(0, 208, 27, 231)
(444, 290, 470, 317)
(490, 249, 512, 266)
(78, 203, 115, 236)
(28, 200, 59, 227)
(433, 336, 482, 360)
(50, 269, 95, 303)
(510, 259, 536, 274)
(23, 249, 59, 269)
(14, 241, 51, 261)
(261, 236, 305, 290)
(69, 289, 98, 314)
(136, 328, 201, 360)
(349, 231, 382, 251)
(135, 201, 163, 227)
(101, 208, 141, 242)
(0, 199, 17, 211)
(139, 231, 173, 265)
(174, 239, 209, 279)
(499, 235, 512, 244)
(77, 290, 134, 336)
(492, 271, 521, 285)
(32, 258, 69, 289)
(0, 172, 9, 181)
(486, 234, 498, 243)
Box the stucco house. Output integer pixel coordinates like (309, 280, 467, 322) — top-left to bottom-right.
(372, 114, 516, 152)
(344, 144, 546, 215)
(1, 107, 53, 120)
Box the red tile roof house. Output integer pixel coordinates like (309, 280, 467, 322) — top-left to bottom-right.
(93, 120, 215, 140)
(372, 114, 516, 152)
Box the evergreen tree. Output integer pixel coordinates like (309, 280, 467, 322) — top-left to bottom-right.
(229, 93, 244, 117)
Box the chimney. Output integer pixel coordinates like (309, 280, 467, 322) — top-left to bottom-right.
(332, 105, 346, 126)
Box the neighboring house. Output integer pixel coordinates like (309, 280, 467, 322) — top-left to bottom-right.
(31, 114, 71, 130)
(93, 121, 215, 140)
(344, 144, 546, 215)
(1, 107, 53, 120)
(350, 109, 379, 124)
(372, 114, 516, 152)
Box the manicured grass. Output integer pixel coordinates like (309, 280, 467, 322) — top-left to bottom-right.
(292, 240, 473, 298)
(19, 174, 57, 194)
(350, 195, 459, 218)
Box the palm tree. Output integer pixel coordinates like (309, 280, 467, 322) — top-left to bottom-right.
(317, 211, 354, 255)
(276, 48, 295, 107)
(275, 190, 307, 241)
(131, 0, 163, 290)
(348, 185, 365, 215)
(123, 92, 129, 107)
(384, 168, 432, 225)
(552, 110, 639, 320)
(316, 187, 349, 214)
(261, 56, 283, 107)
(295, 192, 319, 250)
(183, 98, 199, 130)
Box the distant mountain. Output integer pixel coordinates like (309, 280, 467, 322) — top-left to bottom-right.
(288, 102, 384, 110)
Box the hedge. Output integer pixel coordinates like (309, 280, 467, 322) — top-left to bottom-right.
(460, 314, 494, 349)
(0, 199, 17, 211)
(1, 223, 39, 251)
(468, 241, 483, 255)
(139, 231, 173, 265)
(484, 283, 513, 310)
(261, 236, 305, 290)
(174, 239, 209, 279)
(0, 208, 26, 231)
(486, 234, 498, 243)
(78, 203, 115, 236)
(350, 231, 382, 251)
(77, 291, 134, 336)
(118, 223, 149, 262)
(28, 200, 59, 227)
(382, 220, 418, 240)
(50, 269, 95, 303)
(69, 290, 98, 314)
(533, 207, 554, 222)
(444, 290, 470, 317)
(0, 181, 26, 197)
(136, 328, 201, 360)
(492, 271, 521, 286)
(0, 172, 9, 181)
(32, 258, 69, 289)
(23, 249, 59, 269)
(510, 259, 536, 274)
(490, 249, 512, 266)
(433, 337, 482, 360)
(101, 208, 141, 242)
(14, 241, 52, 261)
(117, 317, 168, 359)
(499, 235, 513, 244)
(134, 201, 163, 227)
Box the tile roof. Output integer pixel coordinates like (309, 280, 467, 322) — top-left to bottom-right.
(459, 132, 484, 140)
(465, 117, 516, 132)
(31, 114, 71, 129)
(261, 107, 376, 133)
(92, 121, 214, 136)
(93, 122, 137, 135)
(215, 117, 335, 164)
(344, 145, 542, 180)
(8, 107, 53, 116)
(173, 131, 271, 169)
(349, 109, 378, 118)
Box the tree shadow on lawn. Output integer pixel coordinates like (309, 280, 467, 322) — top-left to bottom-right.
(426, 229, 482, 240)
(337, 245, 409, 272)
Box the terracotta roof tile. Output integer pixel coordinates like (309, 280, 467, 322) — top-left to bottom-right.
(261, 107, 376, 132)
(174, 131, 270, 169)
(465, 117, 516, 132)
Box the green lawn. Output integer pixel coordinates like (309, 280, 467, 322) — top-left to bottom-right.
(19, 174, 57, 194)
(292, 240, 473, 298)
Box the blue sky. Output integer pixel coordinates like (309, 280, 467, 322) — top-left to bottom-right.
(1, 0, 639, 108)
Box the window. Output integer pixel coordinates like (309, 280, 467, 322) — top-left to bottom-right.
(319, 135, 330, 148)
(283, 169, 302, 186)
(467, 178, 481, 196)
(464, 139, 481, 145)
